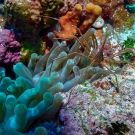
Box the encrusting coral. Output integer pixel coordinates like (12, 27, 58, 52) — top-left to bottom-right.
(58, 63, 135, 134)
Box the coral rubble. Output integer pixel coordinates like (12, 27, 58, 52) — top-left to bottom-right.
(59, 64, 135, 134)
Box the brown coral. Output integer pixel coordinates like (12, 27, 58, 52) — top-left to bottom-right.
(79, 3, 102, 34)
(112, 4, 135, 31)
(30, 0, 42, 26)
(90, 0, 135, 31)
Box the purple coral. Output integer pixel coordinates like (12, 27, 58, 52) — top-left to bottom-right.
(0, 29, 21, 64)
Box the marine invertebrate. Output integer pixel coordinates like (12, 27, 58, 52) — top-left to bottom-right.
(121, 37, 134, 61)
(0, 67, 5, 80)
(0, 31, 102, 134)
(67, 25, 135, 93)
(91, 0, 135, 31)
(54, 3, 82, 41)
(79, 3, 102, 34)
(0, 63, 63, 134)
(2, 0, 64, 63)
(0, 29, 21, 65)
(54, 3, 102, 41)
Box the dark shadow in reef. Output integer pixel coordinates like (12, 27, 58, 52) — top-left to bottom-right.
(0, 64, 16, 79)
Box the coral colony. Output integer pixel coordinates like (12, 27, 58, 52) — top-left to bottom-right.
(0, 0, 135, 135)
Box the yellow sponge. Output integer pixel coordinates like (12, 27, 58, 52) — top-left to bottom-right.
(74, 4, 83, 12)
(86, 3, 102, 15)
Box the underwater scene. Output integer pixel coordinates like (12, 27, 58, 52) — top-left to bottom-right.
(0, 0, 135, 135)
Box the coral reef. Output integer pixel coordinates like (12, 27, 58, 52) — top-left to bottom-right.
(0, 1, 135, 134)
(2, 0, 64, 63)
(41, 0, 64, 28)
(54, 3, 102, 41)
(54, 4, 82, 41)
(0, 29, 21, 65)
(0, 30, 122, 135)
(59, 0, 87, 15)
(59, 63, 135, 134)
(90, 0, 135, 32)
(1, 24, 134, 135)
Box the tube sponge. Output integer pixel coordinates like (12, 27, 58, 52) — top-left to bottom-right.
(86, 3, 102, 15)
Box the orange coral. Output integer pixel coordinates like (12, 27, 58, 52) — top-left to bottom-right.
(54, 3, 102, 41)
(54, 4, 82, 41)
